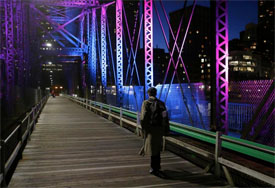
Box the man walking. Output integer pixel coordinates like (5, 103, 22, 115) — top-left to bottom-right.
(140, 87, 169, 176)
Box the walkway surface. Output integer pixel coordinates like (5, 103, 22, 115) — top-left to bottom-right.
(9, 97, 229, 187)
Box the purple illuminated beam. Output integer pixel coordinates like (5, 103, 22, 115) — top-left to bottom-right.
(216, 0, 229, 134)
(116, 0, 123, 105)
(4, 0, 15, 86)
(144, 0, 153, 90)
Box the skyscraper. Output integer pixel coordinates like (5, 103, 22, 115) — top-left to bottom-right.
(257, 0, 274, 79)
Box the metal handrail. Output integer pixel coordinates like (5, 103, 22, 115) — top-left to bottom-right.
(0, 95, 48, 186)
(66, 95, 274, 157)
(65, 95, 275, 186)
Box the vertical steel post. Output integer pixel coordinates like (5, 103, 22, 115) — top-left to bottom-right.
(144, 0, 153, 91)
(101, 6, 107, 89)
(88, 8, 97, 87)
(216, 0, 229, 134)
(4, 0, 15, 86)
(16, 1, 24, 87)
(116, 0, 123, 106)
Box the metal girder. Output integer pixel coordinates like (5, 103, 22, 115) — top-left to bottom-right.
(88, 8, 97, 86)
(116, 0, 123, 105)
(216, 0, 229, 134)
(144, 0, 153, 91)
(30, 0, 98, 8)
(40, 48, 85, 56)
(4, 0, 15, 86)
(101, 6, 107, 88)
(16, 1, 24, 86)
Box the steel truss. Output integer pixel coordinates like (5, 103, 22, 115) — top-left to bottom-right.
(4, 0, 15, 86)
(216, 0, 229, 134)
(116, 0, 123, 105)
(101, 6, 107, 88)
(144, 0, 153, 91)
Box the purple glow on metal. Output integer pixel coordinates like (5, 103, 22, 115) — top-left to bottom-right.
(229, 80, 273, 104)
(216, 0, 229, 134)
(101, 6, 107, 88)
(4, 0, 15, 85)
(116, 0, 123, 104)
(144, 0, 153, 91)
(16, 2, 24, 86)
(90, 8, 97, 85)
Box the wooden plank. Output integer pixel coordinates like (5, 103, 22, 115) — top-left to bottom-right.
(9, 97, 228, 187)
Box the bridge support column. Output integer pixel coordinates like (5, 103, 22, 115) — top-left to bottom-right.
(116, 0, 123, 106)
(144, 0, 153, 92)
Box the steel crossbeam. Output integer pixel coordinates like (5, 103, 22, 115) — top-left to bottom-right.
(31, 0, 97, 8)
(216, 0, 229, 134)
(116, 0, 123, 105)
(144, 0, 153, 91)
(101, 6, 107, 88)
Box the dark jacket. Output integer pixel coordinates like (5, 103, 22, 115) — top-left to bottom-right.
(140, 96, 168, 156)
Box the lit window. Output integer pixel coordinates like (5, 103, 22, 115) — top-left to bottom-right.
(243, 55, 252, 60)
(263, 40, 266, 43)
(201, 59, 204, 63)
(196, 30, 199, 34)
(201, 70, 204, 73)
(201, 45, 204, 48)
(233, 67, 239, 71)
(248, 36, 250, 39)
(229, 61, 239, 65)
(204, 36, 208, 40)
(207, 64, 210, 67)
(189, 40, 192, 44)
(228, 56, 232, 60)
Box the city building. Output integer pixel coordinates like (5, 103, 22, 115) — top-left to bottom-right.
(257, 0, 274, 79)
(136, 48, 170, 86)
(228, 51, 261, 80)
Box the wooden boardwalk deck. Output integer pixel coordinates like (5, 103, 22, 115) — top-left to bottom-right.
(9, 97, 229, 187)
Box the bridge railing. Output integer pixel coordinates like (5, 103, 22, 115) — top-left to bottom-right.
(0, 95, 48, 186)
(65, 94, 275, 187)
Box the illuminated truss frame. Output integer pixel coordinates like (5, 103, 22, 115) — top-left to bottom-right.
(101, 6, 107, 88)
(216, 0, 229, 133)
(4, 0, 15, 86)
(116, 0, 123, 104)
(144, 0, 153, 90)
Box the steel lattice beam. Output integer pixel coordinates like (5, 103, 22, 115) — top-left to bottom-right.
(16, 1, 24, 86)
(116, 0, 123, 105)
(4, 0, 15, 86)
(216, 0, 229, 134)
(89, 8, 97, 86)
(31, 0, 97, 8)
(101, 6, 107, 88)
(144, 0, 153, 91)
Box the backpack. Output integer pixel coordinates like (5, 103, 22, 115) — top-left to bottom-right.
(149, 100, 163, 126)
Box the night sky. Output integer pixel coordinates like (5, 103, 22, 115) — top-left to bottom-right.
(151, 0, 258, 51)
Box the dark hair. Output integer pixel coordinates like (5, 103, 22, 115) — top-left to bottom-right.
(147, 87, 157, 97)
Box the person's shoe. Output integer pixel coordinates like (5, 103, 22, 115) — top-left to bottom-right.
(149, 168, 155, 174)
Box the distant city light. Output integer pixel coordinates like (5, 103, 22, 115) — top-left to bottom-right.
(46, 43, 52, 47)
(50, 71, 53, 73)
(55, 86, 58, 89)
(60, 86, 63, 89)
(48, 62, 52, 65)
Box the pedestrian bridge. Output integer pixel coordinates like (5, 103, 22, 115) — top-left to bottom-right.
(3, 96, 274, 187)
